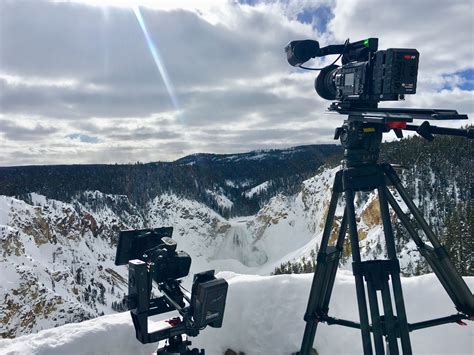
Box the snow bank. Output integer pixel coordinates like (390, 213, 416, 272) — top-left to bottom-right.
(0, 272, 472, 355)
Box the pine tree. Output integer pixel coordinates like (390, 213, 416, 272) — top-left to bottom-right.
(444, 202, 474, 276)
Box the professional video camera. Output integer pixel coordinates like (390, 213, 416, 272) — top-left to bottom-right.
(285, 38, 473, 355)
(285, 37, 472, 164)
(285, 37, 418, 105)
(115, 227, 228, 355)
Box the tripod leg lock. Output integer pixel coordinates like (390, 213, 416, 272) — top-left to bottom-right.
(303, 309, 329, 323)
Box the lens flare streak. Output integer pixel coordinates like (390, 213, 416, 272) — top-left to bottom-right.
(133, 6, 180, 112)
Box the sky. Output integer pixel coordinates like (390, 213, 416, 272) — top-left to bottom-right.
(0, 0, 473, 166)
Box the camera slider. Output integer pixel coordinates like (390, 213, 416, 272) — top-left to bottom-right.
(328, 101, 469, 121)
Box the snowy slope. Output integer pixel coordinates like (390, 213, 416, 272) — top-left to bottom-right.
(249, 166, 425, 275)
(0, 193, 234, 337)
(0, 273, 472, 355)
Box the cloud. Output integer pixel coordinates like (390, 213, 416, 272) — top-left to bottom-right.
(0, 0, 472, 166)
(0, 119, 58, 141)
(328, 0, 473, 76)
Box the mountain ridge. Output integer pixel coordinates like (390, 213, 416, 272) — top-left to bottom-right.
(0, 144, 342, 217)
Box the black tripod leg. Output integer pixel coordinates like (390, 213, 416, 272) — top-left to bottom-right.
(383, 185, 474, 316)
(378, 186, 412, 354)
(385, 188, 450, 287)
(384, 187, 424, 247)
(300, 171, 343, 355)
(322, 210, 348, 309)
(379, 281, 398, 353)
(346, 189, 373, 355)
(366, 280, 385, 354)
(384, 165, 474, 316)
(383, 165, 442, 249)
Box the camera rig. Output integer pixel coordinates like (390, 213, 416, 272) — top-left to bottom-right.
(286, 38, 474, 355)
(115, 227, 228, 355)
(285, 37, 419, 105)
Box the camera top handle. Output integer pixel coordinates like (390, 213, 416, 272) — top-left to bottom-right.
(286, 38, 378, 67)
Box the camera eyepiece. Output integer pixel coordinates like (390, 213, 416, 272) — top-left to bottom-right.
(285, 40, 320, 67)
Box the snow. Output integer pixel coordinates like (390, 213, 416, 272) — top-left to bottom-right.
(224, 180, 236, 188)
(242, 167, 340, 270)
(0, 195, 25, 225)
(0, 272, 472, 355)
(205, 189, 234, 210)
(29, 193, 48, 206)
(244, 181, 271, 198)
(0, 261, 21, 291)
(220, 152, 270, 162)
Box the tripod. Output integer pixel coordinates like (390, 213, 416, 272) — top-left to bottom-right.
(299, 116, 474, 355)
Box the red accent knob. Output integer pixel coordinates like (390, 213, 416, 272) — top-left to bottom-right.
(386, 121, 407, 129)
(166, 317, 181, 327)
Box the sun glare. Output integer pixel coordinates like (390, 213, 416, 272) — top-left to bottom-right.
(132, 6, 183, 118)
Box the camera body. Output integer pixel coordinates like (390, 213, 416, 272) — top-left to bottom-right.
(286, 38, 419, 105)
(144, 236, 192, 283)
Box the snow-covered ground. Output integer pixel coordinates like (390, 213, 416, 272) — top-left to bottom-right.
(1, 272, 472, 355)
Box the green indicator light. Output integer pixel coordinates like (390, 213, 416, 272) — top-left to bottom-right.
(363, 39, 369, 47)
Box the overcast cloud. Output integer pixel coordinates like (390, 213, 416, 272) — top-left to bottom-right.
(0, 0, 473, 165)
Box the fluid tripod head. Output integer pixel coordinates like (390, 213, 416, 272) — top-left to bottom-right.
(332, 108, 473, 167)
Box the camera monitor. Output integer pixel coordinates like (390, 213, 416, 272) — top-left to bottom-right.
(115, 227, 173, 266)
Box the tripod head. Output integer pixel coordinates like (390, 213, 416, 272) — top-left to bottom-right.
(330, 103, 473, 167)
